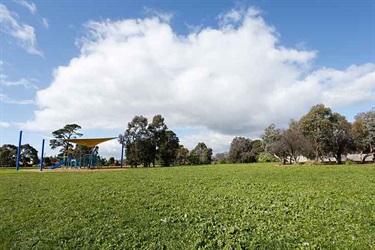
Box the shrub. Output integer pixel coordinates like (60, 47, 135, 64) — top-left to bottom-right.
(257, 153, 278, 163)
(345, 159, 357, 165)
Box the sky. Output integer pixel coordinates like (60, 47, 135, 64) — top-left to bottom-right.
(1, 0, 374, 159)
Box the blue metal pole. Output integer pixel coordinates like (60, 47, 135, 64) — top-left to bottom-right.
(120, 136, 124, 168)
(40, 139, 45, 171)
(90, 147, 93, 168)
(16, 131, 22, 171)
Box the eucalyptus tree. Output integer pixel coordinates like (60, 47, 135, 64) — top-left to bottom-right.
(298, 104, 337, 161)
(124, 115, 149, 167)
(176, 146, 190, 165)
(328, 114, 353, 164)
(159, 130, 180, 166)
(229, 137, 253, 163)
(352, 109, 375, 163)
(261, 124, 282, 154)
(299, 104, 354, 163)
(190, 142, 213, 165)
(148, 115, 167, 167)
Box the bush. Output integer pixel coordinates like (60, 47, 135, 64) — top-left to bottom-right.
(257, 153, 278, 163)
(304, 160, 318, 166)
(345, 159, 357, 165)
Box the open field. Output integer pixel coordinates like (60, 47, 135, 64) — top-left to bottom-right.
(1, 163, 374, 249)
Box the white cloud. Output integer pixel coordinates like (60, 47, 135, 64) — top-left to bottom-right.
(0, 74, 38, 89)
(0, 93, 34, 105)
(179, 129, 235, 153)
(305, 64, 375, 107)
(23, 7, 374, 153)
(98, 139, 123, 159)
(0, 4, 42, 55)
(0, 122, 11, 128)
(15, 0, 37, 14)
(143, 7, 173, 22)
(41, 17, 49, 28)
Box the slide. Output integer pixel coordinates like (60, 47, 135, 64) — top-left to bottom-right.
(49, 161, 65, 170)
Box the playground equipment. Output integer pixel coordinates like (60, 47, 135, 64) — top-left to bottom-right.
(50, 161, 65, 170)
(15, 131, 122, 171)
(48, 137, 116, 170)
(48, 150, 77, 170)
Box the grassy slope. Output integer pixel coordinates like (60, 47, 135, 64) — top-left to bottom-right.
(0, 163, 374, 249)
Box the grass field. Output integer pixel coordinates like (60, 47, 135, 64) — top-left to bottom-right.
(0, 163, 374, 249)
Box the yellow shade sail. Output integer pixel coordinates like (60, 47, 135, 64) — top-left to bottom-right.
(64, 137, 117, 148)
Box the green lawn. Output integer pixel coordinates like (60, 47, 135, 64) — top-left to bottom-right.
(0, 163, 374, 249)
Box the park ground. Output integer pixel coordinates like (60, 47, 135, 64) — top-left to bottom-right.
(0, 163, 374, 249)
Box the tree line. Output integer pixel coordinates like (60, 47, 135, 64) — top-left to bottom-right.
(122, 115, 212, 167)
(216, 104, 375, 165)
(0, 116, 214, 167)
(0, 104, 373, 167)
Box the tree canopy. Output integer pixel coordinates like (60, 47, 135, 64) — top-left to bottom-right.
(50, 124, 83, 153)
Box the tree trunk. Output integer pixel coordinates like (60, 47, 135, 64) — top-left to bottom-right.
(336, 153, 342, 164)
(361, 153, 369, 164)
(314, 145, 319, 162)
(281, 158, 287, 165)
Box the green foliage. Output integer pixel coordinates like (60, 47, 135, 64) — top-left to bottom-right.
(0, 164, 374, 249)
(352, 110, 375, 163)
(257, 153, 278, 163)
(298, 104, 354, 163)
(20, 144, 39, 167)
(268, 122, 313, 164)
(229, 137, 255, 163)
(49, 124, 83, 153)
(175, 146, 190, 165)
(159, 131, 180, 166)
(189, 142, 213, 165)
(124, 115, 180, 167)
(261, 124, 281, 154)
(304, 160, 318, 166)
(345, 159, 357, 165)
(0, 144, 17, 167)
(213, 152, 229, 164)
(73, 144, 92, 159)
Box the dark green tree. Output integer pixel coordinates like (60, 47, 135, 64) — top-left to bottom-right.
(108, 157, 115, 165)
(73, 144, 92, 158)
(229, 137, 253, 163)
(148, 115, 168, 167)
(159, 130, 180, 166)
(50, 124, 83, 153)
(352, 109, 375, 163)
(44, 157, 52, 166)
(250, 140, 264, 161)
(298, 104, 337, 161)
(268, 124, 313, 164)
(176, 146, 190, 165)
(0, 144, 18, 167)
(189, 142, 212, 165)
(124, 116, 150, 167)
(328, 114, 353, 164)
(20, 144, 39, 167)
(299, 104, 354, 163)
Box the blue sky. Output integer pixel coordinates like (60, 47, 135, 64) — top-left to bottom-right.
(1, 0, 374, 158)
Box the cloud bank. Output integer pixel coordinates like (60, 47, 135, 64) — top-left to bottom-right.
(24, 7, 375, 152)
